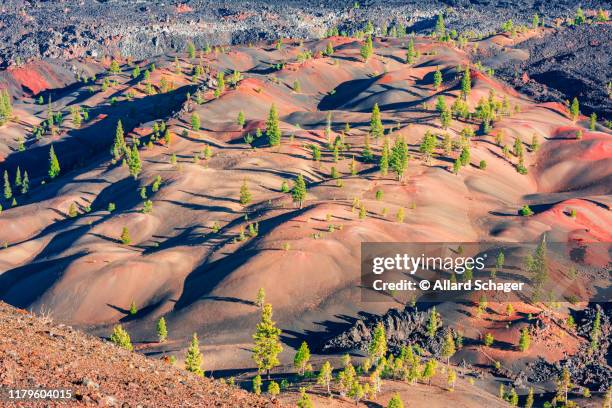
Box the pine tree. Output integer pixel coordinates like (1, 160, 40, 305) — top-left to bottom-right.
(255, 287, 265, 308)
(435, 13, 446, 38)
(141, 200, 153, 214)
(362, 134, 374, 162)
(509, 388, 519, 406)
(387, 393, 404, 408)
(379, 137, 390, 175)
(294, 341, 311, 376)
(48, 145, 60, 179)
(292, 174, 307, 209)
(570, 98, 580, 121)
(187, 42, 196, 59)
(518, 327, 531, 352)
(252, 304, 283, 378)
(370, 103, 383, 139)
(596, 9, 609, 22)
(427, 306, 439, 338)
(324, 42, 334, 56)
(459, 145, 470, 166)
(239, 179, 252, 206)
(419, 131, 437, 163)
(368, 322, 387, 364)
(14, 166, 21, 187)
(120, 227, 131, 245)
(422, 359, 437, 385)
(216, 71, 225, 93)
(297, 387, 313, 408)
(0, 90, 13, 125)
(589, 112, 597, 130)
(396, 207, 405, 223)
(461, 66, 471, 100)
(441, 331, 456, 364)
(252, 374, 262, 395)
(109, 60, 121, 74)
(237, 111, 245, 127)
(447, 367, 457, 390)
(21, 171, 29, 195)
(128, 145, 141, 179)
(406, 39, 416, 64)
(452, 157, 461, 174)
(433, 68, 442, 90)
(267, 381, 280, 396)
(157, 317, 168, 342)
(3, 170, 11, 199)
(317, 361, 333, 395)
(185, 333, 204, 376)
(360, 35, 373, 61)
(109, 325, 133, 351)
(266, 104, 281, 146)
(68, 202, 78, 218)
(191, 113, 201, 131)
(129, 300, 137, 315)
(112, 120, 126, 160)
(532, 13, 540, 28)
(525, 386, 534, 408)
(390, 136, 409, 181)
(575, 7, 586, 25)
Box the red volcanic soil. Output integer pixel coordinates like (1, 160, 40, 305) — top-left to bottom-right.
(0, 34, 609, 403)
(7, 66, 49, 94)
(0, 302, 279, 407)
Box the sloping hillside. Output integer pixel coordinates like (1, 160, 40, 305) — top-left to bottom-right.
(0, 302, 279, 407)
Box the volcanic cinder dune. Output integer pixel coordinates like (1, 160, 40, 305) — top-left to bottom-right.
(0, 19, 611, 407)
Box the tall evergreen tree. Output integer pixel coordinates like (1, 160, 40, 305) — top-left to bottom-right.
(406, 39, 416, 64)
(112, 120, 126, 160)
(317, 361, 333, 395)
(3, 170, 12, 199)
(433, 68, 442, 89)
(570, 97, 580, 121)
(48, 145, 60, 179)
(157, 317, 168, 343)
(252, 303, 283, 378)
(255, 287, 265, 308)
(266, 104, 281, 146)
(370, 103, 383, 139)
(360, 35, 373, 61)
(390, 136, 409, 181)
(191, 113, 201, 131)
(239, 179, 252, 206)
(518, 327, 531, 352)
(237, 110, 245, 127)
(21, 171, 29, 194)
(441, 331, 456, 364)
(184, 333, 204, 377)
(293, 341, 311, 376)
(292, 174, 307, 209)
(525, 386, 534, 408)
(460, 66, 471, 100)
(187, 42, 196, 59)
(435, 13, 446, 38)
(128, 145, 141, 179)
(379, 137, 390, 175)
(14, 166, 21, 187)
(427, 306, 439, 338)
(368, 323, 387, 364)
